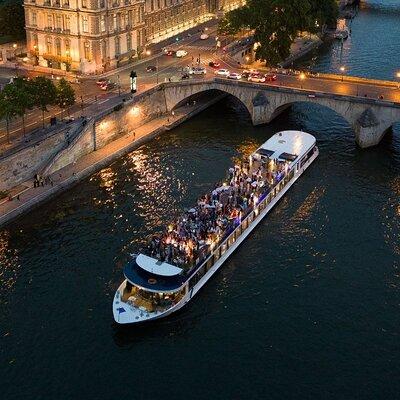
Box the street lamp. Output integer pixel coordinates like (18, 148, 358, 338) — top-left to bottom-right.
(340, 66, 346, 82)
(396, 71, 400, 89)
(299, 72, 306, 89)
(245, 55, 250, 64)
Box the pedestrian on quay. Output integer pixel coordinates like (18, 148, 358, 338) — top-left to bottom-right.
(17, 195, 20, 201)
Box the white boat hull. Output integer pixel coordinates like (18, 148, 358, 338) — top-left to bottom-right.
(113, 147, 319, 324)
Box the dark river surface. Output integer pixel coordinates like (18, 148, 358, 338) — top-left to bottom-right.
(1, 1, 400, 399)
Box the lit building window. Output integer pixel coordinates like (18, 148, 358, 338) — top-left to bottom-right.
(65, 15, 70, 30)
(82, 16, 88, 32)
(65, 39, 70, 54)
(47, 14, 53, 28)
(56, 14, 62, 29)
(82, 0, 87, 8)
(84, 41, 91, 59)
(115, 36, 120, 55)
(31, 11, 37, 26)
(46, 37, 52, 54)
(100, 15, 106, 32)
(55, 38, 61, 56)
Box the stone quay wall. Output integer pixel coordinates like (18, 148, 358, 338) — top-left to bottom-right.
(0, 86, 168, 191)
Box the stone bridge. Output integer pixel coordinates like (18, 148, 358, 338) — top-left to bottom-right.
(162, 78, 400, 148)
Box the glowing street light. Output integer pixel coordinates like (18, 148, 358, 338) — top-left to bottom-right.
(396, 71, 400, 89)
(299, 72, 306, 88)
(340, 66, 346, 81)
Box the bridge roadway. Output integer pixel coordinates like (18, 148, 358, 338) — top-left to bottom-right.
(1, 33, 399, 149)
(161, 76, 400, 148)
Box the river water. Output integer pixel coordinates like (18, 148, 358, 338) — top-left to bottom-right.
(1, 1, 400, 399)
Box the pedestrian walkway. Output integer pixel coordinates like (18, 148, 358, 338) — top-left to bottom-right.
(0, 99, 218, 228)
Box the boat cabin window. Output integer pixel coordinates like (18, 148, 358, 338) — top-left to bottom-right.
(278, 152, 297, 162)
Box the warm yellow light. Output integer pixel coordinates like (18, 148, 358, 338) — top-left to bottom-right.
(299, 72, 306, 81)
(396, 71, 400, 79)
(66, 50, 70, 56)
(131, 106, 140, 116)
(13, 43, 17, 49)
(340, 66, 345, 72)
(245, 56, 250, 62)
(146, 50, 151, 56)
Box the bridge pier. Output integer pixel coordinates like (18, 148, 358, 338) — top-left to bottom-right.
(354, 108, 393, 148)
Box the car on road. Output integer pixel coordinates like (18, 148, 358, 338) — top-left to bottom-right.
(181, 73, 190, 80)
(200, 33, 209, 40)
(215, 68, 230, 77)
(264, 73, 277, 82)
(164, 49, 176, 56)
(96, 77, 110, 86)
(100, 82, 116, 90)
(208, 61, 220, 68)
(176, 50, 188, 58)
(190, 66, 207, 75)
(228, 72, 242, 80)
(146, 65, 157, 72)
(248, 73, 266, 83)
(241, 69, 259, 79)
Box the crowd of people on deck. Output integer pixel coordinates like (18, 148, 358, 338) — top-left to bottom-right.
(147, 152, 289, 270)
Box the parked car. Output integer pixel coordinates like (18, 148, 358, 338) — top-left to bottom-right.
(228, 72, 242, 80)
(208, 61, 221, 68)
(190, 66, 207, 75)
(215, 68, 230, 77)
(200, 33, 209, 40)
(181, 73, 190, 80)
(146, 65, 157, 72)
(241, 69, 258, 79)
(96, 77, 110, 86)
(264, 73, 277, 82)
(248, 73, 265, 83)
(176, 50, 188, 58)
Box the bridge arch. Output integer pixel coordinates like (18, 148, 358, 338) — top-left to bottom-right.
(269, 101, 354, 129)
(163, 81, 254, 119)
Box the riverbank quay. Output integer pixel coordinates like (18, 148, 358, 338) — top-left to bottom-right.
(0, 92, 225, 229)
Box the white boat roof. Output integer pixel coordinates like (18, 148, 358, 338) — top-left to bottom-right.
(136, 253, 183, 277)
(257, 130, 316, 162)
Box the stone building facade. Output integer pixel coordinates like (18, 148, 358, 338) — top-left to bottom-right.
(24, 0, 243, 73)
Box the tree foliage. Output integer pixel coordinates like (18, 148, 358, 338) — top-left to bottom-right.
(30, 77, 58, 127)
(0, 1, 25, 40)
(219, 0, 338, 66)
(56, 78, 76, 115)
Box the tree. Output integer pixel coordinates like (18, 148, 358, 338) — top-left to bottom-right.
(0, 86, 17, 143)
(0, 1, 25, 39)
(10, 78, 35, 137)
(219, 0, 338, 66)
(56, 78, 76, 119)
(31, 77, 57, 128)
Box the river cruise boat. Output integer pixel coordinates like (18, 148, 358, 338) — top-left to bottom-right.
(113, 130, 318, 324)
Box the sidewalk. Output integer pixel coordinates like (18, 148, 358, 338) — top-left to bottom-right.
(0, 97, 220, 228)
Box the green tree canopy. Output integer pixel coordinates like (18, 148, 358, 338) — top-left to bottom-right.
(56, 78, 76, 118)
(219, 0, 338, 66)
(31, 77, 57, 127)
(0, 86, 18, 143)
(3, 78, 34, 135)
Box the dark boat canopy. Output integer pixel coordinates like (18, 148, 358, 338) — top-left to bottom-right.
(123, 257, 186, 293)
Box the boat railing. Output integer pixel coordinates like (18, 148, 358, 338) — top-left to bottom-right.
(185, 163, 299, 283)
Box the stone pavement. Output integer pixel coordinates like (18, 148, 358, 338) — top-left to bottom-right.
(0, 96, 221, 228)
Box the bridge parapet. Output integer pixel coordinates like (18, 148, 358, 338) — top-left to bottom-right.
(161, 78, 400, 148)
